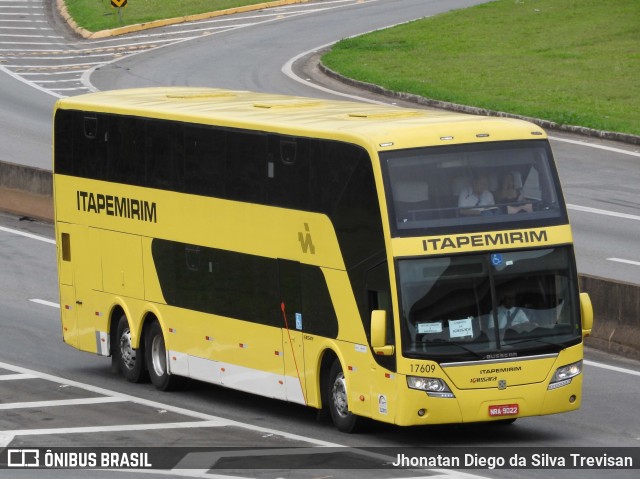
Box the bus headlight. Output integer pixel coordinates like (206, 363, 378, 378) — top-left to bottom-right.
(548, 360, 582, 390)
(407, 376, 455, 398)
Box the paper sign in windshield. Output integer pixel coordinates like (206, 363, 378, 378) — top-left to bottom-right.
(449, 318, 473, 338)
(418, 322, 443, 334)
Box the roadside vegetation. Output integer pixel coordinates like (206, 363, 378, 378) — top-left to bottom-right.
(322, 0, 639, 136)
(63, 0, 289, 32)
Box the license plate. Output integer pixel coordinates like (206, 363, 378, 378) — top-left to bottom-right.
(489, 404, 519, 417)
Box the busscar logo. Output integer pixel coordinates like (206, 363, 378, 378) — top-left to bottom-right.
(484, 352, 518, 360)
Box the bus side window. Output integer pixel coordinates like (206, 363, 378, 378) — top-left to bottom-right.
(146, 120, 184, 191)
(184, 125, 226, 197)
(76, 115, 108, 180)
(266, 136, 310, 210)
(107, 116, 145, 185)
(226, 131, 267, 203)
(53, 110, 74, 175)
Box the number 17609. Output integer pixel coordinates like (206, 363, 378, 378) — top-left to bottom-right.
(410, 363, 436, 374)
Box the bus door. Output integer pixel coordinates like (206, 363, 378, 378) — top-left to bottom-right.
(56, 223, 97, 352)
(278, 259, 308, 405)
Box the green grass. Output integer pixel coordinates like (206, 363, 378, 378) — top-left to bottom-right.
(322, 0, 640, 136)
(64, 0, 287, 32)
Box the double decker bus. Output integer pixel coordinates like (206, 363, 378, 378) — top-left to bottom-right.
(53, 87, 593, 432)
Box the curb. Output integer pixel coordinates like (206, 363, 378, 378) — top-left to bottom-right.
(56, 0, 310, 39)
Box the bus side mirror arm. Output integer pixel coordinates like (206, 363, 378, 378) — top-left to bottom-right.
(371, 310, 394, 356)
(580, 292, 593, 337)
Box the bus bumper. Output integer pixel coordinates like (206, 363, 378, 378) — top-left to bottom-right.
(392, 374, 583, 426)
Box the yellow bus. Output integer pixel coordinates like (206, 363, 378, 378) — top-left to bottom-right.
(53, 87, 593, 432)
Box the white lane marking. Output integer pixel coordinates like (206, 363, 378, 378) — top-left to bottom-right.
(585, 360, 640, 377)
(282, 40, 388, 104)
(0, 225, 56, 243)
(2, 60, 104, 68)
(36, 79, 86, 83)
(0, 373, 36, 381)
(0, 360, 340, 446)
(124, 469, 255, 479)
(549, 136, 640, 158)
(21, 69, 94, 76)
(0, 363, 487, 479)
(1, 420, 236, 438)
(607, 258, 640, 267)
(2, 52, 121, 60)
(0, 434, 14, 449)
(0, 26, 47, 30)
(0, 34, 63, 39)
(29, 299, 60, 308)
(567, 204, 640, 221)
(0, 396, 127, 410)
(50, 87, 90, 93)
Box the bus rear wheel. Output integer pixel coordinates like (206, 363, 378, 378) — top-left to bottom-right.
(115, 314, 147, 383)
(145, 321, 183, 391)
(328, 360, 359, 433)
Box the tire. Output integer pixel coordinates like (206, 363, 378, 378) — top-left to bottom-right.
(145, 321, 183, 391)
(327, 360, 359, 433)
(115, 314, 147, 383)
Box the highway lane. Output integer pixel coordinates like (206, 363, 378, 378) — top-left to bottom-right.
(0, 0, 62, 169)
(87, 0, 491, 96)
(0, 213, 639, 479)
(550, 134, 640, 283)
(0, 71, 54, 170)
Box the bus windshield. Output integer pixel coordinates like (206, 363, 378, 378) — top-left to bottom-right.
(381, 140, 566, 236)
(398, 247, 581, 362)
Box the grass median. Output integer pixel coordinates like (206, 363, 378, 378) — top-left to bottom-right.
(63, 0, 300, 32)
(322, 0, 639, 136)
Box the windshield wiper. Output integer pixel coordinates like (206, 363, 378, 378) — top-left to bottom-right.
(503, 337, 564, 350)
(439, 341, 484, 359)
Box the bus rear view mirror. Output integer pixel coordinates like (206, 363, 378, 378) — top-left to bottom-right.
(580, 292, 593, 337)
(371, 310, 394, 356)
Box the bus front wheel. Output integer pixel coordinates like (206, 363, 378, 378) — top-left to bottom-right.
(328, 360, 359, 433)
(145, 321, 183, 391)
(115, 314, 147, 383)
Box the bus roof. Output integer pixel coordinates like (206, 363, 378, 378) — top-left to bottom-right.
(55, 87, 547, 151)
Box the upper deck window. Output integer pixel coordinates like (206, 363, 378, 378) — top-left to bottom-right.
(380, 140, 567, 236)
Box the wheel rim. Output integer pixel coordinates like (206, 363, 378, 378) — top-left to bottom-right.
(119, 328, 136, 371)
(331, 371, 349, 418)
(150, 333, 166, 378)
